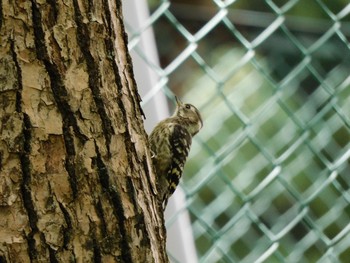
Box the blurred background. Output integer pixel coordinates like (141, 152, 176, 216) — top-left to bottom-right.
(124, 1, 350, 262)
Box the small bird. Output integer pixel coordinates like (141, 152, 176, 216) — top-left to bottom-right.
(149, 97, 203, 209)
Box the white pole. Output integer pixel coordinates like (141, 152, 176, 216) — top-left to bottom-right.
(123, 1, 198, 262)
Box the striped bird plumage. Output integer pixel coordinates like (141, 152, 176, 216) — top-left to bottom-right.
(149, 97, 203, 209)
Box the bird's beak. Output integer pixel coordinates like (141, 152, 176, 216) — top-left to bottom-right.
(175, 96, 182, 107)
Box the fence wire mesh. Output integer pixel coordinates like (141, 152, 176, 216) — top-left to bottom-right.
(126, 1, 350, 262)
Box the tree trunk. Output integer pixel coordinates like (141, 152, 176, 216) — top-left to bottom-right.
(0, 0, 168, 262)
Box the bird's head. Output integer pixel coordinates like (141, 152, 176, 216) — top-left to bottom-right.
(173, 96, 203, 135)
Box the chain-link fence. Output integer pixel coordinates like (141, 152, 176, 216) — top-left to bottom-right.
(126, 1, 350, 262)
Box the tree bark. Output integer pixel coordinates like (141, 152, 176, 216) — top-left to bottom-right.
(0, 0, 168, 262)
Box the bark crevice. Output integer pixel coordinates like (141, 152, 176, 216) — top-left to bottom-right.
(46, 0, 58, 23)
(0, 0, 3, 29)
(95, 199, 108, 238)
(102, 0, 123, 94)
(94, 143, 132, 263)
(48, 246, 59, 263)
(9, 39, 23, 113)
(0, 255, 7, 263)
(62, 121, 78, 198)
(91, 232, 102, 263)
(58, 202, 73, 249)
(72, 0, 113, 155)
(30, 0, 86, 198)
(30, 0, 88, 142)
(19, 114, 38, 261)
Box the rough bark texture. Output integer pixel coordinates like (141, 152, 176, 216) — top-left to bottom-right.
(0, 0, 168, 262)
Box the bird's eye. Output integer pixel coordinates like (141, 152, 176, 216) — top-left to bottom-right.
(185, 104, 191, 109)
